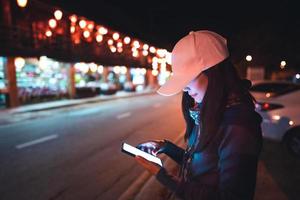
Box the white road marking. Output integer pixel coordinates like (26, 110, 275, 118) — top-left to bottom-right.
(15, 134, 58, 149)
(116, 112, 131, 119)
(153, 103, 161, 108)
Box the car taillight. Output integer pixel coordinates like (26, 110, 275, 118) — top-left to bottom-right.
(255, 102, 284, 111)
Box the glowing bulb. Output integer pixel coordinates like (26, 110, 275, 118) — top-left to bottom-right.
(107, 39, 113, 46)
(143, 44, 149, 50)
(117, 42, 123, 48)
(48, 19, 57, 28)
(280, 61, 286, 69)
(289, 121, 294, 126)
(296, 74, 300, 79)
(110, 46, 117, 53)
(113, 32, 120, 40)
(142, 50, 148, 56)
(149, 46, 156, 53)
(14, 57, 25, 68)
(54, 10, 63, 20)
(141, 68, 147, 75)
(133, 40, 140, 48)
(70, 15, 77, 23)
(98, 27, 108, 35)
(152, 62, 158, 70)
(113, 66, 121, 74)
(89, 63, 98, 73)
(152, 69, 158, 76)
(83, 30, 90, 38)
(17, 0, 27, 8)
(132, 51, 139, 57)
(152, 57, 158, 63)
(96, 35, 103, 42)
(117, 48, 123, 53)
(246, 55, 252, 62)
(120, 66, 127, 74)
(266, 93, 271, 98)
(70, 26, 75, 33)
(97, 65, 104, 74)
(157, 49, 167, 57)
(87, 23, 94, 30)
(79, 20, 87, 29)
(45, 30, 52, 37)
(124, 36, 131, 44)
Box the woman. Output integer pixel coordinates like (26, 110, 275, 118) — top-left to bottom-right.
(135, 30, 263, 200)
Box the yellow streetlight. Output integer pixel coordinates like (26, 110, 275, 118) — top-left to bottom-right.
(280, 61, 286, 69)
(17, 0, 28, 8)
(246, 55, 252, 62)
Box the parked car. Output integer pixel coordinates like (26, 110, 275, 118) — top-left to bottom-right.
(249, 80, 300, 157)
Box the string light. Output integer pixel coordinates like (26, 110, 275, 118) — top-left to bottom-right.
(107, 39, 113, 46)
(54, 10, 63, 20)
(142, 50, 148, 56)
(45, 30, 52, 37)
(96, 34, 103, 42)
(143, 44, 149, 50)
(133, 40, 140, 48)
(48, 19, 57, 28)
(117, 42, 123, 48)
(70, 26, 75, 33)
(79, 20, 87, 29)
(124, 36, 131, 44)
(110, 46, 117, 53)
(149, 46, 156, 53)
(69, 15, 77, 23)
(83, 30, 90, 38)
(113, 32, 120, 40)
(98, 27, 108, 35)
(41, 7, 173, 67)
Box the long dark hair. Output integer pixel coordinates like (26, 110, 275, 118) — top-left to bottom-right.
(182, 58, 255, 150)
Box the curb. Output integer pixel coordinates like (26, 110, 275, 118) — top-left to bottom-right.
(118, 131, 185, 200)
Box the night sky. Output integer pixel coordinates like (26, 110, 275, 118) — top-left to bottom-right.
(47, 0, 299, 68)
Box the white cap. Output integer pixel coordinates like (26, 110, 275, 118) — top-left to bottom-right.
(157, 30, 229, 96)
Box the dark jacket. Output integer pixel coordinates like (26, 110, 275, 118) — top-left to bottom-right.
(156, 102, 263, 200)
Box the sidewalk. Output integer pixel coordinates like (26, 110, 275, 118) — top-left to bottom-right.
(0, 87, 157, 125)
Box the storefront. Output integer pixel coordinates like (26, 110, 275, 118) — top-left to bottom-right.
(0, 55, 163, 108)
(0, 57, 7, 107)
(15, 56, 69, 104)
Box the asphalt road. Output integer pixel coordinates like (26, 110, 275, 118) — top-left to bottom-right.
(1, 93, 300, 200)
(0, 93, 185, 200)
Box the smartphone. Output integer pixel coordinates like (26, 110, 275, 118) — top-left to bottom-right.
(121, 142, 163, 167)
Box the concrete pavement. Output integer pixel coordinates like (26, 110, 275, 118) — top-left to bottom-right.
(0, 87, 157, 125)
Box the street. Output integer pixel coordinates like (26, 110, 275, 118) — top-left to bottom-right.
(0, 94, 185, 200)
(1, 94, 300, 200)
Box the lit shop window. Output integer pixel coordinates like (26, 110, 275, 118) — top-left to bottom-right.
(0, 57, 6, 89)
(131, 68, 147, 91)
(74, 62, 103, 87)
(15, 56, 68, 103)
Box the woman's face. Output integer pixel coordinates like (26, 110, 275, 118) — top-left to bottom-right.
(183, 73, 208, 103)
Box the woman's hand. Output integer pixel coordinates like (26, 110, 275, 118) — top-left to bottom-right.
(136, 140, 166, 156)
(135, 156, 161, 175)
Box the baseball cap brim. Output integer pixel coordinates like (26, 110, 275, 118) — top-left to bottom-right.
(157, 64, 202, 96)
